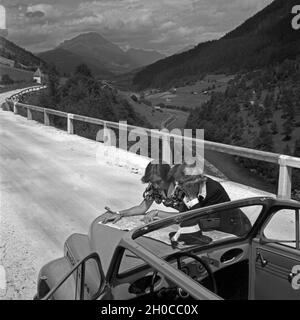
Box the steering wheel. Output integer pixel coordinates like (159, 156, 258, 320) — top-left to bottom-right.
(174, 251, 218, 297)
(148, 252, 217, 299)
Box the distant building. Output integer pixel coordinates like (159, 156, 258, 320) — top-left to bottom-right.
(33, 68, 44, 84)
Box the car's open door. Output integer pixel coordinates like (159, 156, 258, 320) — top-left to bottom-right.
(42, 252, 107, 300)
(249, 207, 300, 300)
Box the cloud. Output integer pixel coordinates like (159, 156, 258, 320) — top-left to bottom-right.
(160, 21, 177, 31)
(3, 0, 274, 55)
(26, 4, 62, 19)
(25, 11, 45, 18)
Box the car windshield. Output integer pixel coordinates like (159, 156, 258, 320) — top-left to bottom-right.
(118, 203, 263, 275)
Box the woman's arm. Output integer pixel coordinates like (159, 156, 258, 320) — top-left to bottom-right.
(99, 199, 153, 224)
(156, 210, 178, 219)
(142, 209, 179, 223)
(119, 199, 153, 217)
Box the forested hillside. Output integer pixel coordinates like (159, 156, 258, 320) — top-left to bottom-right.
(21, 64, 150, 141)
(187, 57, 300, 196)
(0, 36, 46, 70)
(133, 0, 299, 90)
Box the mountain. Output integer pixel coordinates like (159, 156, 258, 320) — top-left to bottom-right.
(38, 48, 114, 78)
(126, 48, 166, 66)
(0, 36, 46, 69)
(38, 32, 139, 76)
(133, 0, 300, 89)
(176, 44, 196, 54)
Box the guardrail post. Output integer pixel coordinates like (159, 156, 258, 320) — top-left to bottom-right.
(67, 113, 74, 134)
(27, 108, 32, 120)
(277, 155, 292, 199)
(44, 109, 50, 126)
(13, 102, 17, 114)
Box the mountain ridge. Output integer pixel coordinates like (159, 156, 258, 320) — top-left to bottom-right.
(133, 0, 300, 89)
(0, 36, 46, 69)
(38, 32, 165, 76)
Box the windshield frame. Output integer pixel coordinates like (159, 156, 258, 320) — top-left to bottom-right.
(105, 197, 272, 299)
(105, 197, 298, 300)
(131, 197, 269, 243)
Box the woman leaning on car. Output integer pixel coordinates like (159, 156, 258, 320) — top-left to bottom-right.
(98, 160, 180, 224)
(98, 160, 249, 232)
(169, 162, 252, 238)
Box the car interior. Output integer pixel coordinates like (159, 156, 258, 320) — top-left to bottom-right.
(110, 240, 251, 300)
(108, 205, 299, 300)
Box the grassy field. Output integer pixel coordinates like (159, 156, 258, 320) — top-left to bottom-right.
(0, 81, 37, 94)
(118, 90, 189, 129)
(145, 74, 234, 109)
(0, 65, 34, 82)
(116, 74, 233, 130)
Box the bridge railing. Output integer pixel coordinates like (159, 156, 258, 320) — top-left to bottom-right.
(4, 89, 300, 200)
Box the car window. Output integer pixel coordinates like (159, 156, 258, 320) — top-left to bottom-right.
(118, 249, 147, 276)
(263, 209, 299, 249)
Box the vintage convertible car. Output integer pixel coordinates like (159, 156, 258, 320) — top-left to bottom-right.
(35, 197, 300, 300)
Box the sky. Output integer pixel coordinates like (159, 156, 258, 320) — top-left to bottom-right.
(0, 0, 273, 55)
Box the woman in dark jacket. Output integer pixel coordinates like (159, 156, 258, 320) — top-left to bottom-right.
(168, 163, 252, 243)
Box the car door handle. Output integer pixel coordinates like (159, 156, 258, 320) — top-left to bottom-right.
(256, 252, 268, 268)
(222, 257, 236, 264)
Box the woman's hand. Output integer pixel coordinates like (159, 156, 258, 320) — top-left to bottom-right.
(141, 210, 159, 224)
(98, 211, 123, 224)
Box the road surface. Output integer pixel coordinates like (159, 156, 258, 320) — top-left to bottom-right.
(0, 89, 276, 300)
(0, 90, 151, 299)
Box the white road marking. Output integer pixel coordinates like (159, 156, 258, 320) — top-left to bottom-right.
(0, 265, 6, 290)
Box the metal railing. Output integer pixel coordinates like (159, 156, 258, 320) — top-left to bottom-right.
(8, 85, 47, 102)
(4, 88, 300, 200)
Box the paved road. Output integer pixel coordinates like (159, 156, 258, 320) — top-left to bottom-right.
(0, 89, 277, 300)
(0, 90, 149, 299)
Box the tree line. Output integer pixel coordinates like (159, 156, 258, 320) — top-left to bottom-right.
(187, 57, 300, 199)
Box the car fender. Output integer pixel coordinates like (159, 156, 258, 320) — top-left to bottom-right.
(37, 257, 76, 300)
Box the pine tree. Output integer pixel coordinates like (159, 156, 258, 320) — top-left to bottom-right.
(271, 121, 278, 134)
(283, 144, 291, 156)
(294, 139, 300, 157)
(282, 119, 293, 141)
(75, 64, 92, 78)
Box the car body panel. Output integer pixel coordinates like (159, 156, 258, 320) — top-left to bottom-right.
(36, 197, 300, 300)
(251, 241, 300, 299)
(88, 223, 127, 276)
(38, 257, 75, 300)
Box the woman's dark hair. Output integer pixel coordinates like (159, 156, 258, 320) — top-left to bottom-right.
(141, 161, 171, 183)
